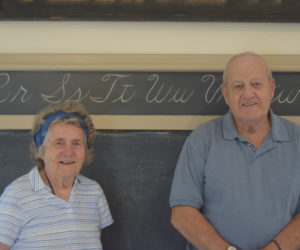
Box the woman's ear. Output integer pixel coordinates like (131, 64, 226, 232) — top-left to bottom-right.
(39, 145, 45, 160)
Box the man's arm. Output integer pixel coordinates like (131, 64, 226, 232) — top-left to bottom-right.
(262, 212, 300, 250)
(0, 242, 9, 250)
(171, 205, 230, 250)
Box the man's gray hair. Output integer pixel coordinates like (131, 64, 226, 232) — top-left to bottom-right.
(222, 52, 273, 84)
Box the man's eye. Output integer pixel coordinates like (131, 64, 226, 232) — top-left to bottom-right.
(233, 84, 243, 89)
(253, 82, 262, 87)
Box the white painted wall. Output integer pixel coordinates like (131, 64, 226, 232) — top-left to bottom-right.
(0, 21, 299, 130)
(1, 21, 300, 55)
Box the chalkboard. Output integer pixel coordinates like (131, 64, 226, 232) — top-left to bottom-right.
(1, 69, 300, 249)
(1, 0, 300, 22)
(0, 129, 189, 250)
(0, 71, 300, 115)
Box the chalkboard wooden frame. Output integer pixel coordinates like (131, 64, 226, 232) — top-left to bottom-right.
(0, 53, 300, 130)
(1, 54, 300, 72)
(0, 0, 300, 22)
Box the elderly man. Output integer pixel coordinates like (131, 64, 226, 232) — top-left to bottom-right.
(169, 52, 300, 250)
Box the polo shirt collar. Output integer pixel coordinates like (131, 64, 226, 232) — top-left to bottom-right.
(222, 110, 290, 142)
(29, 166, 82, 192)
(222, 111, 239, 140)
(269, 110, 290, 142)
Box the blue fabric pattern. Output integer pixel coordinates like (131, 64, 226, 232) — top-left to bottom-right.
(170, 111, 300, 250)
(34, 110, 89, 148)
(0, 167, 113, 249)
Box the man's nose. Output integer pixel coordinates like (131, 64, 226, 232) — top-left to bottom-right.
(242, 84, 255, 98)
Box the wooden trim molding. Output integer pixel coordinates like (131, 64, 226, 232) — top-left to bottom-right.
(1, 115, 300, 130)
(0, 53, 299, 71)
(0, 53, 299, 130)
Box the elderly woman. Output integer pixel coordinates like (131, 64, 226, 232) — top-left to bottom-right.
(0, 101, 113, 250)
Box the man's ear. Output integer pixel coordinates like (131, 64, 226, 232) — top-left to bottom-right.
(221, 83, 228, 105)
(270, 78, 276, 99)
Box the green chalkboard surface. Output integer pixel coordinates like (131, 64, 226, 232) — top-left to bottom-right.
(0, 130, 188, 250)
(0, 71, 300, 115)
(0, 69, 300, 249)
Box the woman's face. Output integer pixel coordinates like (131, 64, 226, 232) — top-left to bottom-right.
(41, 122, 86, 180)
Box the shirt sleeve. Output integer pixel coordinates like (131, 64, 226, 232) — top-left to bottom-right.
(0, 185, 22, 247)
(96, 185, 113, 230)
(169, 130, 207, 210)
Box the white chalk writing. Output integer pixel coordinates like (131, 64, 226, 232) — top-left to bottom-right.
(202, 74, 223, 103)
(41, 73, 91, 103)
(272, 85, 300, 104)
(146, 74, 194, 103)
(0, 73, 34, 103)
(90, 74, 135, 103)
(0, 72, 299, 114)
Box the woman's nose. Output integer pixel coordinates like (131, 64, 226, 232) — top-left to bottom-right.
(62, 144, 75, 156)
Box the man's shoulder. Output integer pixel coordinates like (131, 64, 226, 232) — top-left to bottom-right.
(279, 116, 300, 128)
(277, 116, 300, 136)
(190, 116, 223, 138)
(269, 112, 300, 146)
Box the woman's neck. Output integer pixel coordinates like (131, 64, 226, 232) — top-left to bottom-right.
(41, 169, 75, 201)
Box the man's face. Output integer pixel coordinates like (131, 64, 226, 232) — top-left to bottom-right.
(41, 122, 86, 180)
(221, 55, 275, 126)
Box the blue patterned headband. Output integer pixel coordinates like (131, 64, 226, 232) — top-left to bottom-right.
(34, 110, 89, 148)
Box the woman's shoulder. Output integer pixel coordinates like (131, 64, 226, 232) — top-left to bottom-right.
(0, 171, 32, 203)
(77, 174, 104, 192)
(3, 172, 31, 193)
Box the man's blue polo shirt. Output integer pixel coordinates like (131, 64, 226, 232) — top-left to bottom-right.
(169, 111, 300, 250)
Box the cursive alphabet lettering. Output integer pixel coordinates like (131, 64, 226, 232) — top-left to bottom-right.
(41, 73, 69, 103)
(90, 74, 133, 103)
(9, 86, 33, 103)
(41, 73, 91, 103)
(146, 74, 194, 104)
(0, 73, 11, 103)
(0, 73, 34, 103)
(112, 84, 136, 103)
(203, 74, 223, 103)
(272, 85, 300, 104)
(146, 74, 173, 103)
(168, 88, 194, 103)
(65, 88, 91, 103)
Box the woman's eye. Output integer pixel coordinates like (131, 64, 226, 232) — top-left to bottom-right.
(54, 140, 64, 146)
(73, 141, 83, 147)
